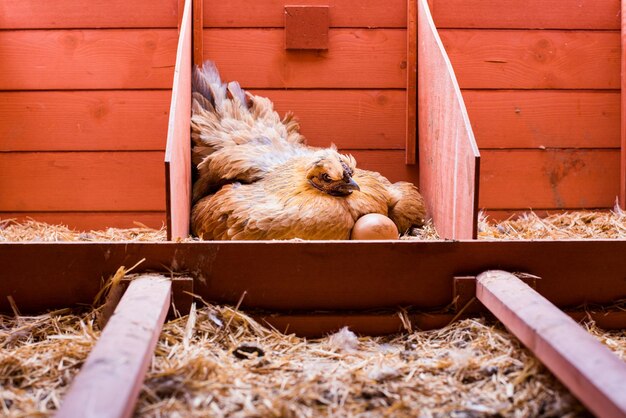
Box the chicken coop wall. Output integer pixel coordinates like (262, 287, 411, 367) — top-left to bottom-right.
(0, 0, 183, 230)
(431, 0, 622, 218)
(0, 0, 623, 231)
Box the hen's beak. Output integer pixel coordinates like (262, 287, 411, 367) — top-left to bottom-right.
(341, 178, 360, 193)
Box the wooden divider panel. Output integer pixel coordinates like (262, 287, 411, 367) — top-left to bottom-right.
(165, 0, 192, 240)
(417, 0, 480, 239)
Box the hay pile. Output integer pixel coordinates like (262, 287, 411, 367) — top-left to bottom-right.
(7, 303, 623, 417)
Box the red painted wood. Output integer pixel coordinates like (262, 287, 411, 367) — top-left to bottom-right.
(3, 241, 626, 313)
(203, 0, 407, 28)
(0, 0, 178, 29)
(417, 0, 480, 239)
(0, 152, 165, 211)
(165, 0, 192, 241)
(346, 150, 419, 185)
(193, 0, 204, 66)
(480, 149, 620, 210)
(0, 212, 165, 231)
(463, 90, 620, 149)
(203, 29, 407, 88)
(477, 270, 626, 418)
(251, 89, 406, 150)
(431, 0, 620, 30)
(0, 30, 177, 90)
(55, 275, 171, 418)
(406, 0, 417, 164)
(284, 6, 330, 50)
(0, 91, 170, 151)
(440, 29, 620, 89)
(621, 1, 626, 209)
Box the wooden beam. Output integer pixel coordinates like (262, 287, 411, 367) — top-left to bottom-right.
(406, 0, 417, 164)
(55, 275, 171, 418)
(417, 0, 480, 239)
(165, 0, 192, 240)
(193, 0, 204, 66)
(621, 0, 626, 208)
(477, 270, 626, 418)
(3, 240, 626, 315)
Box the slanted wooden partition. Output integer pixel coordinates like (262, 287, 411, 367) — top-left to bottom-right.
(165, 0, 192, 240)
(417, 0, 480, 239)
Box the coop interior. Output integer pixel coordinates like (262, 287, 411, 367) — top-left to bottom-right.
(2, 0, 626, 417)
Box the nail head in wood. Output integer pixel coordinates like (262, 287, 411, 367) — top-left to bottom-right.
(285, 6, 329, 50)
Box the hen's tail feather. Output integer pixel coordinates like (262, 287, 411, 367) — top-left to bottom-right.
(192, 62, 227, 111)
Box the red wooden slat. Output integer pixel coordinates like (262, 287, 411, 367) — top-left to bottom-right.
(0, 212, 165, 231)
(621, 0, 626, 209)
(0, 91, 170, 152)
(480, 149, 620, 210)
(405, 0, 417, 164)
(0, 0, 178, 29)
(202, 0, 407, 28)
(431, 0, 620, 30)
(463, 90, 620, 149)
(440, 29, 620, 90)
(4, 241, 626, 314)
(203, 29, 407, 88)
(417, 0, 480, 239)
(55, 275, 171, 418)
(193, 0, 204, 66)
(251, 90, 406, 150)
(0, 29, 177, 90)
(0, 152, 166, 211)
(477, 270, 626, 418)
(346, 150, 419, 185)
(165, 0, 192, 240)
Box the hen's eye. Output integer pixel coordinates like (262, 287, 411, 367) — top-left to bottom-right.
(321, 173, 331, 182)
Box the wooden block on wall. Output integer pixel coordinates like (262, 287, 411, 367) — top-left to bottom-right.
(285, 6, 329, 49)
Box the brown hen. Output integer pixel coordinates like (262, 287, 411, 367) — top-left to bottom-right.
(190, 62, 426, 240)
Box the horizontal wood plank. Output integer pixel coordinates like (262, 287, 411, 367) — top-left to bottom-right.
(204, 29, 407, 88)
(0, 29, 177, 90)
(0, 152, 166, 211)
(3, 241, 626, 312)
(431, 0, 620, 30)
(463, 90, 620, 149)
(347, 150, 419, 185)
(203, 0, 406, 28)
(0, 212, 166, 231)
(440, 30, 620, 89)
(0, 0, 178, 29)
(0, 91, 170, 151)
(252, 89, 406, 149)
(480, 149, 620, 209)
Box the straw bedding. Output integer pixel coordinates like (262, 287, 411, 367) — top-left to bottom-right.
(1, 214, 626, 417)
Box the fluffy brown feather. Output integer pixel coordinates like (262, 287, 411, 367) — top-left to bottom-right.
(191, 62, 426, 240)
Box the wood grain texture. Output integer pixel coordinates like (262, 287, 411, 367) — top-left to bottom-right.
(0, 212, 166, 231)
(203, 29, 407, 88)
(463, 90, 620, 149)
(0, 152, 166, 212)
(165, 0, 192, 240)
(477, 270, 626, 418)
(193, 0, 204, 65)
(431, 0, 620, 30)
(0, 91, 170, 151)
(347, 150, 419, 185)
(440, 29, 620, 89)
(251, 89, 406, 149)
(0, 30, 177, 90)
(417, 0, 480, 240)
(3, 241, 626, 313)
(406, 0, 417, 164)
(621, 0, 626, 208)
(56, 275, 171, 418)
(480, 149, 620, 210)
(0, 0, 178, 29)
(203, 0, 406, 28)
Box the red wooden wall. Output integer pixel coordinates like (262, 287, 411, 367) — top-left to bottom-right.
(199, 0, 419, 188)
(0, 0, 180, 229)
(431, 0, 621, 218)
